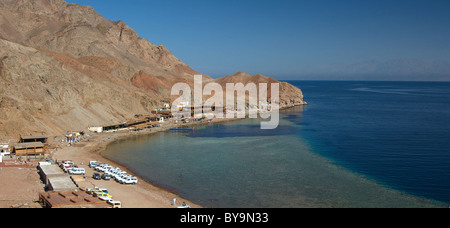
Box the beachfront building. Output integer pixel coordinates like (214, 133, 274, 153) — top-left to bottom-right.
(128, 121, 160, 131)
(88, 126, 103, 133)
(0, 143, 10, 154)
(47, 176, 78, 192)
(88, 123, 127, 133)
(102, 123, 128, 133)
(126, 118, 149, 128)
(11, 142, 45, 157)
(19, 135, 48, 146)
(89, 114, 167, 134)
(38, 164, 66, 186)
(152, 110, 173, 121)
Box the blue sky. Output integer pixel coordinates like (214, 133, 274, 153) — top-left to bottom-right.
(67, 0, 450, 80)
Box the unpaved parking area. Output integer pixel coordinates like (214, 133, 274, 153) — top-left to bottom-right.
(0, 167, 43, 208)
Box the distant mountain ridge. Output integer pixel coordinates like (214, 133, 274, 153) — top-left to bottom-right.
(0, 0, 305, 139)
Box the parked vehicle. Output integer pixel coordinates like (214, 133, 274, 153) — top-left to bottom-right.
(94, 192, 113, 199)
(107, 200, 122, 208)
(59, 161, 75, 172)
(122, 176, 138, 185)
(110, 169, 127, 179)
(94, 187, 109, 194)
(38, 162, 52, 166)
(116, 173, 137, 185)
(94, 163, 104, 171)
(64, 166, 76, 173)
(99, 196, 113, 202)
(116, 173, 132, 184)
(105, 167, 120, 176)
(60, 160, 74, 167)
(87, 187, 109, 195)
(86, 188, 99, 195)
(102, 173, 111, 181)
(98, 188, 109, 194)
(95, 164, 112, 172)
(89, 161, 100, 168)
(60, 160, 74, 165)
(68, 168, 85, 175)
(93, 173, 102, 180)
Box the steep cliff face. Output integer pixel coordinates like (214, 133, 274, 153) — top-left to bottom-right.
(0, 38, 157, 138)
(0, 0, 305, 139)
(0, 0, 199, 78)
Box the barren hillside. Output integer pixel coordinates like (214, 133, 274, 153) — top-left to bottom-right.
(0, 0, 305, 140)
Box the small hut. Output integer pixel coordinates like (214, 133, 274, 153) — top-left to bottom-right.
(12, 142, 45, 156)
(19, 135, 48, 146)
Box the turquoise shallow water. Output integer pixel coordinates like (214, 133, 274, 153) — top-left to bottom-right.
(103, 82, 448, 208)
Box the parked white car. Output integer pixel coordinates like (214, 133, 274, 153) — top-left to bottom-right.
(94, 164, 106, 171)
(99, 196, 113, 202)
(89, 161, 99, 168)
(107, 200, 122, 208)
(116, 173, 132, 183)
(68, 168, 85, 175)
(111, 169, 127, 179)
(95, 164, 112, 172)
(104, 167, 117, 174)
(114, 173, 126, 183)
(116, 174, 138, 185)
(105, 168, 121, 177)
(122, 176, 138, 185)
(60, 161, 74, 171)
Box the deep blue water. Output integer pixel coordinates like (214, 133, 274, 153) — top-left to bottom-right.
(289, 81, 450, 205)
(103, 81, 450, 208)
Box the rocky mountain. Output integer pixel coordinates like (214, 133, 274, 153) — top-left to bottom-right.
(0, 0, 305, 139)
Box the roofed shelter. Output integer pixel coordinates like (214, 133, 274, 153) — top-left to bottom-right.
(12, 142, 45, 156)
(39, 190, 112, 208)
(20, 135, 48, 146)
(47, 176, 78, 192)
(129, 121, 160, 131)
(38, 164, 66, 186)
(102, 123, 127, 132)
(126, 118, 148, 128)
(155, 110, 172, 119)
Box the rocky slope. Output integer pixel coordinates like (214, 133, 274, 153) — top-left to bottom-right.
(0, 0, 305, 140)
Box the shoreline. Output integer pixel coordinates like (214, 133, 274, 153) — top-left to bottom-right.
(86, 107, 304, 208)
(2, 104, 445, 208)
(0, 105, 300, 208)
(50, 117, 243, 208)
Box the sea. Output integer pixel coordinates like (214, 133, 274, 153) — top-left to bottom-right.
(102, 81, 450, 208)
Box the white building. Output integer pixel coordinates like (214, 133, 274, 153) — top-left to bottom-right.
(88, 126, 103, 133)
(0, 143, 10, 161)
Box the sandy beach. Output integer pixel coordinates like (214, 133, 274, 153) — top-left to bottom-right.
(0, 118, 242, 208)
